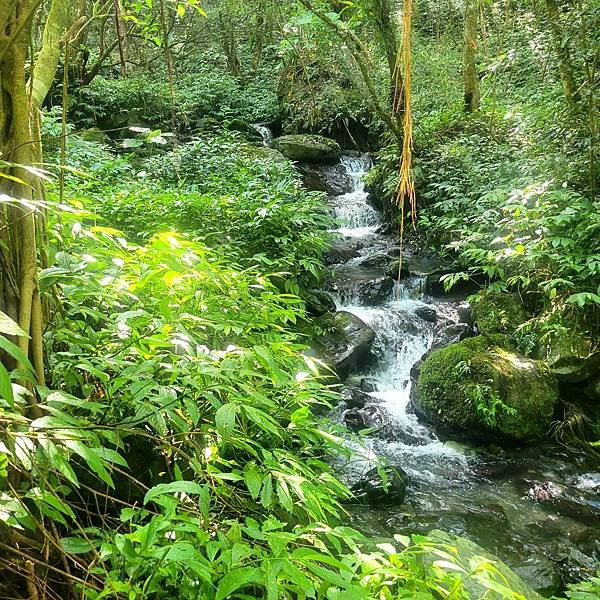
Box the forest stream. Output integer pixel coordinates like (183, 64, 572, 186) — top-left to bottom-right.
(317, 154, 600, 596)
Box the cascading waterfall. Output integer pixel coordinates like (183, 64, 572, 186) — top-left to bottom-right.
(330, 155, 381, 237)
(324, 154, 600, 593)
(252, 124, 274, 146)
(330, 156, 468, 477)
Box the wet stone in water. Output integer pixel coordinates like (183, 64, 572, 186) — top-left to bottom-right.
(414, 305, 438, 322)
(340, 387, 371, 409)
(351, 465, 408, 506)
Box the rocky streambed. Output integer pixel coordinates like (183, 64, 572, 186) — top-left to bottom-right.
(299, 150, 600, 597)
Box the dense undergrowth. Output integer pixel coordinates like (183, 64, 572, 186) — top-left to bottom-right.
(2, 129, 565, 598)
(367, 20, 600, 343)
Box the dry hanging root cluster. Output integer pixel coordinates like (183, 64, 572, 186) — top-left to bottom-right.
(395, 0, 416, 279)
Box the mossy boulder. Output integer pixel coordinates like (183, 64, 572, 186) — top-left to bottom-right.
(421, 530, 543, 599)
(77, 127, 109, 144)
(472, 292, 529, 335)
(272, 134, 341, 164)
(538, 328, 600, 383)
(226, 119, 264, 144)
(303, 289, 336, 317)
(414, 336, 559, 443)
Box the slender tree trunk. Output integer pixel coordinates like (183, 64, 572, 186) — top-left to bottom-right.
(463, 0, 481, 112)
(544, 0, 576, 104)
(1, 0, 77, 389)
(364, 0, 403, 120)
(113, 0, 128, 76)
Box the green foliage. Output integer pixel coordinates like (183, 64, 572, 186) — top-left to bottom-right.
(69, 70, 280, 131)
(53, 132, 333, 292)
(6, 210, 531, 598)
(563, 571, 600, 599)
(278, 9, 384, 139)
(469, 383, 518, 429)
(471, 293, 529, 336)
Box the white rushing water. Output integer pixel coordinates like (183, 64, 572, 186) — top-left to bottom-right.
(252, 124, 274, 146)
(324, 154, 600, 583)
(331, 156, 469, 481)
(331, 155, 381, 237)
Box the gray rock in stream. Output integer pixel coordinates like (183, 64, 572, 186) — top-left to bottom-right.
(361, 377, 378, 393)
(304, 289, 336, 317)
(414, 306, 437, 323)
(421, 530, 544, 599)
(317, 311, 375, 380)
(272, 134, 341, 164)
(512, 556, 562, 597)
(297, 163, 351, 195)
(325, 240, 364, 265)
(523, 480, 600, 526)
(354, 277, 395, 305)
(351, 465, 408, 506)
(550, 543, 598, 586)
(340, 387, 371, 409)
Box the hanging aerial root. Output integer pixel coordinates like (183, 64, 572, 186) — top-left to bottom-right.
(395, 0, 416, 280)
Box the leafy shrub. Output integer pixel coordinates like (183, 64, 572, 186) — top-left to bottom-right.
(59, 133, 333, 292)
(22, 222, 533, 598)
(69, 68, 280, 132)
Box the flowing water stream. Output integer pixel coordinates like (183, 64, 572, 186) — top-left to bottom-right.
(323, 154, 600, 595)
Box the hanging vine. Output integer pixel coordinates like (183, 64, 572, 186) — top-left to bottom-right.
(395, 0, 415, 278)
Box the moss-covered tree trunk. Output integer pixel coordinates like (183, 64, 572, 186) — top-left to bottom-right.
(463, 0, 481, 112)
(364, 0, 403, 120)
(0, 0, 76, 391)
(544, 0, 576, 105)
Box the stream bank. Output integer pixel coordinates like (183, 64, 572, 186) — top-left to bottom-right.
(302, 151, 600, 596)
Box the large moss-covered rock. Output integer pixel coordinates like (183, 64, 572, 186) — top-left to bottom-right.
(272, 134, 341, 164)
(226, 119, 264, 144)
(77, 127, 109, 144)
(414, 336, 559, 443)
(540, 330, 600, 383)
(532, 313, 600, 383)
(421, 530, 543, 599)
(472, 292, 529, 335)
(297, 162, 351, 194)
(241, 145, 287, 163)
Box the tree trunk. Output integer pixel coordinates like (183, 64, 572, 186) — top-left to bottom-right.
(463, 0, 481, 112)
(544, 0, 576, 104)
(113, 0, 128, 77)
(1, 0, 77, 389)
(364, 0, 403, 121)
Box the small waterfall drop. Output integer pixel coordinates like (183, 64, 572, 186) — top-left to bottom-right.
(331, 155, 381, 237)
(252, 124, 274, 146)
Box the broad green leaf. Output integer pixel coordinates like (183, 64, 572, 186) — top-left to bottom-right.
(215, 403, 237, 437)
(0, 335, 33, 373)
(0, 362, 14, 407)
(244, 463, 262, 499)
(215, 567, 263, 600)
(144, 480, 204, 505)
(0, 311, 27, 337)
(61, 537, 99, 554)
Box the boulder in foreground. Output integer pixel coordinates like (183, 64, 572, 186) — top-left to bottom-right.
(414, 336, 558, 444)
